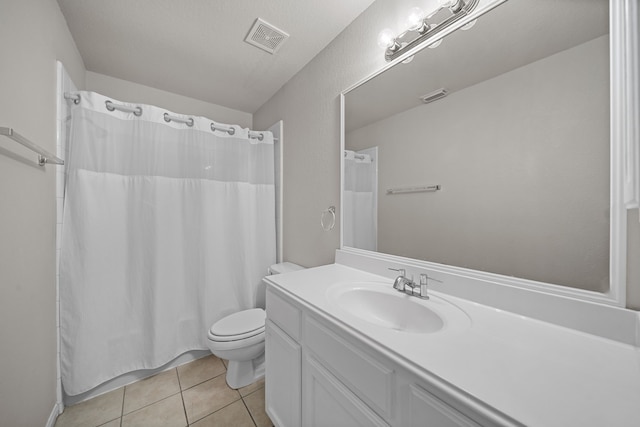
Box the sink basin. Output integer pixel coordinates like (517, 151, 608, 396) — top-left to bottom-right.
(332, 286, 444, 333)
(326, 281, 471, 334)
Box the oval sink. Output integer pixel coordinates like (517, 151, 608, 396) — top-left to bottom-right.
(333, 286, 444, 333)
(326, 280, 473, 334)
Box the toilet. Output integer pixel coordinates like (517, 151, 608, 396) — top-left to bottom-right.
(206, 262, 304, 389)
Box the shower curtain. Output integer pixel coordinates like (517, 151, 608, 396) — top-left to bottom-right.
(59, 91, 276, 395)
(343, 148, 377, 251)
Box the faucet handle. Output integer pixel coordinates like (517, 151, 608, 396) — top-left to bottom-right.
(420, 273, 442, 283)
(418, 274, 443, 300)
(389, 268, 408, 292)
(420, 274, 443, 284)
(388, 267, 406, 277)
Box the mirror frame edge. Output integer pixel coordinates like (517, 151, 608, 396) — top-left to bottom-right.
(339, 0, 640, 308)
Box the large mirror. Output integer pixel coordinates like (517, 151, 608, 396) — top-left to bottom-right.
(343, 0, 612, 293)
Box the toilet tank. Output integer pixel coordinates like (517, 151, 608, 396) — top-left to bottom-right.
(268, 262, 304, 275)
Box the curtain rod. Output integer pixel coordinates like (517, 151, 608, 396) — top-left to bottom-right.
(64, 92, 278, 142)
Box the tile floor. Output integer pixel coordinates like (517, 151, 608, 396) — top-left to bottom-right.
(54, 355, 272, 427)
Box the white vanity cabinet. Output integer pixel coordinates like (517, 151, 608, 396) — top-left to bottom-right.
(265, 286, 514, 427)
(265, 290, 302, 427)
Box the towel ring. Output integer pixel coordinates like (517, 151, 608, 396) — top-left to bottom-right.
(321, 206, 336, 231)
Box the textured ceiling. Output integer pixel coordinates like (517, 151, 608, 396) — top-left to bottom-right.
(57, 0, 376, 113)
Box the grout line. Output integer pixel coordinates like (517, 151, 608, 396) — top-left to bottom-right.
(120, 385, 125, 427)
(123, 392, 182, 418)
(180, 369, 227, 393)
(241, 395, 259, 427)
(120, 386, 126, 418)
(187, 397, 243, 426)
(181, 392, 189, 427)
(240, 386, 267, 427)
(175, 368, 190, 426)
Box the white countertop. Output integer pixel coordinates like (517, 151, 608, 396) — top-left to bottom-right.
(265, 263, 640, 427)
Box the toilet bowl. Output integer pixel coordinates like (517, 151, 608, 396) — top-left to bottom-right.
(206, 262, 304, 389)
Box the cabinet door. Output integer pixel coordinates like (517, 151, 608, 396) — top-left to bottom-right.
(265, 320, 301, 427)
(407, 384, 481, 427)
(303, 354, 389, 427)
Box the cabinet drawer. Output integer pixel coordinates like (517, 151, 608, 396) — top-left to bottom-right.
(266, 289, 301, 341)
(305, 317, 394, 418)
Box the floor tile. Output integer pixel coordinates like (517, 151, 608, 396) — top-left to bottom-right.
(123, 369, 181, 414)
(98, 419, 121, 427)
(243, 388, 273, 427)
(182, 375, 241, 424)
(121, 394, 186, 427)
(55, 387, 124, 427)
(189, 400, 255, 427)
(177, 355, 226, 390)
(239, 377, 265, 397)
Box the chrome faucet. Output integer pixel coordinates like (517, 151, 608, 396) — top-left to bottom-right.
(388, 268, 442, 300)
(388, 268, 415, 292)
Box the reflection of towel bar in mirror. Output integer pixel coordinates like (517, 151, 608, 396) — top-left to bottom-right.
(386, 185, 440, 195)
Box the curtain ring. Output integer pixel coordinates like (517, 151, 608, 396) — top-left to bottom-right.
(211, 123, 236, 135)
(105, 100, 116, 112)
(321, 206, 336, 231)
(134, 107, 143, 117)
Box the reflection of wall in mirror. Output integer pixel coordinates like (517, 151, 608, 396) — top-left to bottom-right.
(346, 35, 609, 291)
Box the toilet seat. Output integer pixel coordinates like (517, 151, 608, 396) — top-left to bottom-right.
(208, 308, 266, 342)
(207, 329, 265, 351)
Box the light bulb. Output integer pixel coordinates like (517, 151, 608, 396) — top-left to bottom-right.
(461, 19, 477, 30)
(438, 0, 463, 12)
(377, 28, 396, 49)
(405, 7, 425, 31)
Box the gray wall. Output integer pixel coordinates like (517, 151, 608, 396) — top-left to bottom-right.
(346, 36, 609, 292)
(0, 3, 256, 423)
(253, 0, 420, 267)
(253, 1, 640, 308)
(0, 0, 85, 425)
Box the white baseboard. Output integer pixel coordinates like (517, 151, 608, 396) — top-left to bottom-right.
(46, 402, 63, 427)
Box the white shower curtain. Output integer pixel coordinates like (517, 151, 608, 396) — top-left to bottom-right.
(59, 91, 276, 395)
(343, 148, 377, 251)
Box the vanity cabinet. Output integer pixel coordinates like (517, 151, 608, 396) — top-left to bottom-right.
(265, 287, 512, 427)
(265, 291, 302, 427)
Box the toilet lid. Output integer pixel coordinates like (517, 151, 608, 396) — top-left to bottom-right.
(209, 308, 266, 338)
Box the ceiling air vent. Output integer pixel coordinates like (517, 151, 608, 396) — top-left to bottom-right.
(244, 18, 289, 54)
(420, 88, 449, 104)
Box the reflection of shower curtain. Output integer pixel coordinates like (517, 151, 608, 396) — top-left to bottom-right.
(59, 91, 276, 395)
(343, 148, 377, 251)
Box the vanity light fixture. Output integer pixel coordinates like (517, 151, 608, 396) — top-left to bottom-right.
(378, 0, 479, 62)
